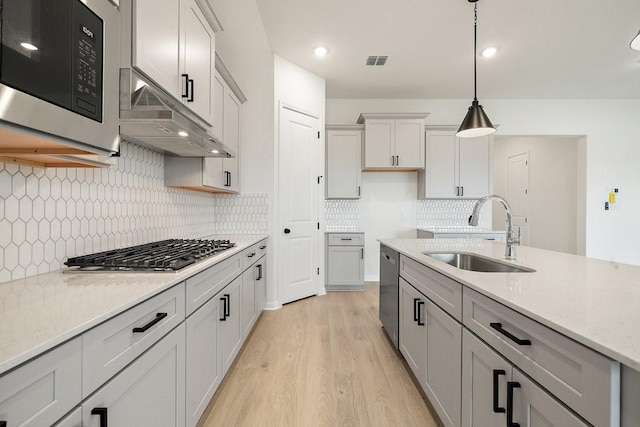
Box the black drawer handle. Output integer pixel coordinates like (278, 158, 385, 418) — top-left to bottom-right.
(490, 323, 531, 346)
(417, 301, 425, 326)
(341, 238, 352, 241)
(91, 407, 108, 427)
(187, 78, 194, 102)
(132, 312, 167, 333)
(493, 369, 506, 413)
(507, 381, 521, 427)
(260, 245, 267, 249)
(224, 293, 230, 318)
(181, 74, 189, 98)
(220, 295, 228, 321)
(413, 298, 420, 322)
(247, 252, 255, 258)
(256, 264, 263, 280)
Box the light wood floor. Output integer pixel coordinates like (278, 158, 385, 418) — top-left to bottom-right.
(200, 282, 439, 427)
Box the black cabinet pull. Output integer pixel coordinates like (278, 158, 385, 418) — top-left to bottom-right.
(460, 186, 464, 197)
(224, 293, 230, 317)
(358, 186, 361, 196)
(417, 301, 425, 326)
(391, 155, 395, 166)
(91, 407, 108, 427)
(224, 171, 231, 187)
(507, 381, 521, 427)
(341, 238, 352, 241)
(132, 312, 167, 333)
(284, 228, 290, 234)
(260, 245, 267, 250)
(181, 74, 189, 98)
(220, 295, 228, 321)
(456, 186, 460, 196)
(256, 264, 263, 280)
(493, 369, 506, 413)
(396, 155, 399, 166)
(490, 323, 531, 346)
(413, 298, 420, 322)
(361, 248, 364, 259)
(247, 252, 255, 258)
(187, 79, 194, 102)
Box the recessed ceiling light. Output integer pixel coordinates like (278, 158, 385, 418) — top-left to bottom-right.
(631, 30, 640, 51)
(211, 149, 219, 154)
(20, 42, 38, 51)
(313, 46, 329, 57)
(481, 46, 498, 58)
(178, 131, 189, 137)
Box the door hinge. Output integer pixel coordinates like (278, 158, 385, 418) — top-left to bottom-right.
(317, 222, 320, 230)
(525, 189, 528, 194)
(318, 131, 320, 139)
(317, 176, 323, 184)
(317, 267, 320, 275)
(525, 217, 528, 223)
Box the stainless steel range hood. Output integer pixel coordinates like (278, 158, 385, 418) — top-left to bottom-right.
(119, 68, 235, 158)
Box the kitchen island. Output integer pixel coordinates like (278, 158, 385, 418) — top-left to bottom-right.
(380, 238, 640, 427)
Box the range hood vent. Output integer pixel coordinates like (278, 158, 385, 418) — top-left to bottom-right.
(119, 68, 235, 158)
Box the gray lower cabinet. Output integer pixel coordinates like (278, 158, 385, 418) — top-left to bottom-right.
(326, 233, 364, 291)
(82, 323, 186, 427)
(462, 329, 588, 427)
(242, 256, 265, 339)
(398, 278, 461, 427)
(219, 277, 242, 375)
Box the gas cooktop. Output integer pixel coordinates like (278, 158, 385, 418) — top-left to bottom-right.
(64, 239, 236, 272)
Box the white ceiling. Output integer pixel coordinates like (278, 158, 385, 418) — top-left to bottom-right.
(255, 0, 640, 99)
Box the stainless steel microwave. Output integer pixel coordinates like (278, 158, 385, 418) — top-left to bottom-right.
(0, 0, 120, 156)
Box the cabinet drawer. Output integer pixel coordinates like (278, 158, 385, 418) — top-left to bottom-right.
(327, 233, 364, 246)
(0, 338, 81, 427)
(463, 287, 620, 427)
(399, 255, 462, 321)
(186, 253, 242, 315)
(82, 284, 185, 398)
(243, 241, 267, 269)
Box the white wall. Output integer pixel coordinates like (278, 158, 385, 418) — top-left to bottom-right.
(327, 98, 640, 266)
(492, 136, 580, 255)
(272, 55, 326, 307)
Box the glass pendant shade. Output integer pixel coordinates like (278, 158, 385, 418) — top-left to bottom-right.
(631, 30, 640, 51)
(457, 100, 496, 137)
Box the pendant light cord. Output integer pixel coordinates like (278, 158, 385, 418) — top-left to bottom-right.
(473, 2, 478, 102)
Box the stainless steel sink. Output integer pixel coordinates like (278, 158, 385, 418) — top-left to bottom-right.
(422, 252, 536, 273)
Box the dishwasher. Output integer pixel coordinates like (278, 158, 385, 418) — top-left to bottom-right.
(379, 244, 399, 348)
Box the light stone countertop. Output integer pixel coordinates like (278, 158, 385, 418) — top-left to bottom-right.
(0, 234, 268, 375)
(379, 238, 640, 371)
(417, 227, 506, 234)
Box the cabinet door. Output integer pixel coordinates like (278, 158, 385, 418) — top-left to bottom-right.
(422, 131, 457, 198)
(212, 72, 225, 140)
(133, 0, 181, 98)
(462, 329, 512, 427)
(255, 258, 266, 313)
(364, 119, 394, 169)
(327, 245, 364, 288)
(186, 296, 221, 427)
(394, 119, 425, 169)
(457, 135, 490, 198)
(326, 130, 362, 198)
(511, 369, 589, 427)
(83, 324, 186, 427)
(222, 89, 241, 192)
(241, 267, 257, 339)
(399, 278, 427, 383)
(424, 299, 462, 427)
(219, 277, 242, 375)
(182, 0, 215, 124)
(53, 407, 81, 427)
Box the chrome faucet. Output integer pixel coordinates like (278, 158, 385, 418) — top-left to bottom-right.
(468, 194, 520, 260)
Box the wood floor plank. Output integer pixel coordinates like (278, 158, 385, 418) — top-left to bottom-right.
(200, 283, 439, 427)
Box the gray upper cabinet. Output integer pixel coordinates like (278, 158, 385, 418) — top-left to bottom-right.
(122, 0, 222, 125)
(418, 128, 491, 199)
(326, 126, 362, 199)
(358, 113, 428, 171)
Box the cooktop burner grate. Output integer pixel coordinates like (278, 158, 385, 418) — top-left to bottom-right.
(65, 239, 236, 272)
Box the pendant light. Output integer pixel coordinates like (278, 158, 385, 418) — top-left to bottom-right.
(457, 0, 496, 138)
(631, 30, 640, 51)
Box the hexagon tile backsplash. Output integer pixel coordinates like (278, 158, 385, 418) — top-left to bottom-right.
(0, 141, 269, 284)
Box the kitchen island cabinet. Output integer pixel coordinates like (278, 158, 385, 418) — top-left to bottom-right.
(380, 238, 638, 426)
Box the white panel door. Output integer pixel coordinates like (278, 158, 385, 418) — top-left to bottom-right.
(133, 0, 181, 98)
(507, 152, 530, 245)
(364, 119, 394, 168)
(394, 119, 424, 169)
(424, 131, 457, 197)
(183, 0, 214, 124)
(279, 106, 321, 304)
(326, 130, 361, 198)
(458, 135, 491, 198)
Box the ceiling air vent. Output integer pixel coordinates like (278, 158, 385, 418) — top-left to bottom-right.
(365, 55, 388, 66)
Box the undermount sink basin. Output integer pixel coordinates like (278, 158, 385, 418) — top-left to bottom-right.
(422, 252, 536, 273)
